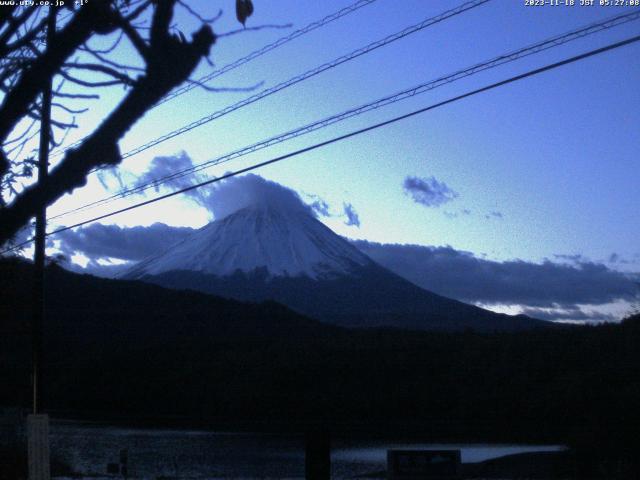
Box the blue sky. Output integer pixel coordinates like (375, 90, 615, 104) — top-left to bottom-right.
(31, 0, 640, 320)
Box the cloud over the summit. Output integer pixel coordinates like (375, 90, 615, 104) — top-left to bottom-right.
(113, 153, 318, 220)
(57, 169, 362, 264)
(203, 173, 315, 219)
(403, 176, 458, 207)
(104, 154, 363, 230)
(122, 154, 363, 227)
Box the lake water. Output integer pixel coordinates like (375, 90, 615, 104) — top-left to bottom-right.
(50, 421, 564, 479)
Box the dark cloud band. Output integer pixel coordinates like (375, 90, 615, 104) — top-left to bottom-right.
(54, 168, 637, 319)
(57, 220, 638, 312)
(57, 223, 195, 262)
(353, 240, 638, 309)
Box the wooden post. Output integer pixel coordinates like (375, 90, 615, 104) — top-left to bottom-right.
(27, 415, 50, 480)
(32, 5, 55, 417)
(29, 7, 56, 480)
(305, 429, 330, 480)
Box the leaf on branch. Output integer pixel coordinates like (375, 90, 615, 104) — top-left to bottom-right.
(236, 0, 254, 27)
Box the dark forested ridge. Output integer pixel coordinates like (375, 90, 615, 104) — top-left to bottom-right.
(139, 265, 549, 332)
(2, 258, 639, 474)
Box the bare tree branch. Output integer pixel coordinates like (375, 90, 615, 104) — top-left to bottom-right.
(216, 23, 291, 38)
(53, 91, 100, 100)
(82, 29, 125, 55)
(51, 102, 89, 115)
(2, 15, 47, 57)
(59, 69, 127, 88)
(0, 1, 119, 150)
(63, 62, 138, 86)
(0, 5, 18, 31)
(0, 6, 38, 55)
(80, 45, 145, 72)
(2, 118, 38, 146)
(123, 0, 153, 22)
(115, 13, 150, 61)
(178, 1, 223, 25)
(0, 1, 216, 244)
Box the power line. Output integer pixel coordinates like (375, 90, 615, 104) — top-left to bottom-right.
(50, 0, 380, 157)
(56, 0, 488, 171)
(32, 4, 57, 417)
(159, 0, 379, 106)
(118, 0, 490, 160)
(48, 9, 640, 221)
(5, 33, 639, 256)
(47, 0, 490, 218)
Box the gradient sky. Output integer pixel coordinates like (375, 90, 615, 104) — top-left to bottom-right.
(22, 0, 640, 319)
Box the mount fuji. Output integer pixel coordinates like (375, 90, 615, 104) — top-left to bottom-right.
(123, 200, 547, 332)
(125, 204, 373, 281)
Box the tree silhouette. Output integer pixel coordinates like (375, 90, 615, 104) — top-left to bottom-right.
(0, 0, 254, 246)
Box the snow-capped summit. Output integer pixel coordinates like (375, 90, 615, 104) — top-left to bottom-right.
(125, 203, 372, 280)
(123, 174, 549, 332)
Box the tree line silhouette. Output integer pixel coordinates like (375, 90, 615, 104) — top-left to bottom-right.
(2, 258, 639, 477)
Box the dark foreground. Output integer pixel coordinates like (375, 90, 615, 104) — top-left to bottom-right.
(359, 451, 572, 479)
(1, 420, 569, 479)
(4, 452, 575, 480)
(1, 259, 639, 478)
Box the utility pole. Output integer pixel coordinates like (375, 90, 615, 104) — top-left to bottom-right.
(33, 3, 56, 417)
(29, 6, 56, 480)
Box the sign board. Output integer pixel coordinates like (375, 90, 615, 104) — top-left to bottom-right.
(387, 449, 461, 480)
(27, 414, 50, 480)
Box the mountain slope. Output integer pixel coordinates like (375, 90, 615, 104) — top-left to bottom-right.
(124, 205, 549, 332)
(125, 205, 372, 280)
(0, 257, 346, 417)
(1, 257, 339, 346)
